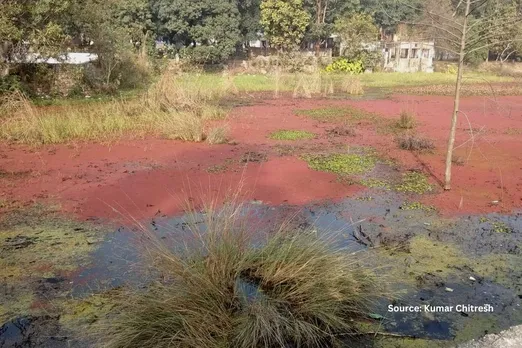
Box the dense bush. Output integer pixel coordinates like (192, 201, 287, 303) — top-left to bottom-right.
(325, 58, 364, 74)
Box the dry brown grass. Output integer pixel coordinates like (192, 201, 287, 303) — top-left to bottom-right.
(0, 71, 229, 145)
(397, 134, 435, 152)
(396, 111, 416, 130)
(206, 125, 229, 144)
(341, 76, 364, 95)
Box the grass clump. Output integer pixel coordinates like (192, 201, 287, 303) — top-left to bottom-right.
(97, 201, 386, 348)
(303, 153, 376, 175)
(395, 171, 433, 194)
(269, 129, 316, 141)
(206, 126, 229, 144)
(396, 134, 435, 152)
(396, 111, 416, 130)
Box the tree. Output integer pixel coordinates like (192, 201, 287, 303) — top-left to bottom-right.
(0, 0, 75, 62)
(303, 0, 360, 55)
(260, 0, 311, 51)
(334, 13, 379, 58)
(401, 0, 522, 190)
(111, 0, 154, 46)
(360, 0, 423, 37)
(479, 0, 522, 61)
(152, 0, 242, 62)
(238, 0, 262, 43)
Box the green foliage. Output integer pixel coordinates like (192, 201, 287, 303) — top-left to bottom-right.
(260, 0, 311, 51)
(325, 58, 364, 74)
(303, 153, 376, 175)
(360, 0, 423, 33)
(0, 75, 23, 94)
(333, 13, 381, 69)
(395, 171, 433, 194)
(269, 129, 316, 140)
(153, 0, 242, 63)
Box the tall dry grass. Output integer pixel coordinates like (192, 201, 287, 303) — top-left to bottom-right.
(0, 71, 231, 145)
(94, 198, 388, 348)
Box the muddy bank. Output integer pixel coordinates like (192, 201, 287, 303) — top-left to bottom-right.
(2, 192, 518, 346)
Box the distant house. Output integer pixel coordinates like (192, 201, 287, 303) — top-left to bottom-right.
(383, 41, 435, 73)
(11, 52, 98, 65)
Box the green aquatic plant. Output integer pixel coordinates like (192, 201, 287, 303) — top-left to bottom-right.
(303, 153, 376, 175)
(395, 171, 433, 194)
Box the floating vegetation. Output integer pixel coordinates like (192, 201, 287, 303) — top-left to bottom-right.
(360, 178, 391, 190)
(269, 130, 316, 141)
(302, 153, 376, 175)
(401, 201, 436, 212)
(395, 171, 433, 194)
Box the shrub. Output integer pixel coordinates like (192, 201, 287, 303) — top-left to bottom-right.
(396, 111, 416, 129)
(96, 201, 386, 348)
(397, 135, 435, 151)
(325, 58, 364, 74)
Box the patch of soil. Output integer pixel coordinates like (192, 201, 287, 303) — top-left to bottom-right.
(326, 125, 357, 137)
(240, 151, 267, 163)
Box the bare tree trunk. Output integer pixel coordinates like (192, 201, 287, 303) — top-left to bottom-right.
(315, 0, 323, 57)
(444, 0, 471, 190)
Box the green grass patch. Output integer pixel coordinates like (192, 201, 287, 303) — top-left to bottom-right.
(395, 171, 433, 194)
(269, 129, 316, 141)
(303, 153, 376, 175)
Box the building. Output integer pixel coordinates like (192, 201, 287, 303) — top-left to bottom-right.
(383, 41, 435, 73)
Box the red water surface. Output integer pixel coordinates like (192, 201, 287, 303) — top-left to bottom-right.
(1, 95, 521, 221)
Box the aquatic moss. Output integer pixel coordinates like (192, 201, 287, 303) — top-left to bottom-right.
(395, 171, 433, 194)
(491, 221, 511, 233)
(379, 235, 521, 290)
(453, 317, 500, 343)
(269, 130, 316, 141)
(303, 153, 376, 175)
(375, 337, 447, 348)
(59, 292, 118, 330)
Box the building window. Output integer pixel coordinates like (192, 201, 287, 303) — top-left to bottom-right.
(422, 49, 430, 58)
(390, 48, 396, 59)
(400, 49, 409, 58)
(411, 48, 418, 58)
